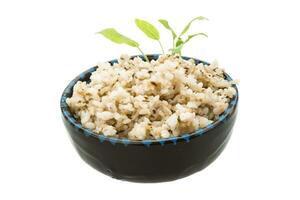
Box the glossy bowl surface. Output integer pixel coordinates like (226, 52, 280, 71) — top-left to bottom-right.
(60, 54, 238, 182)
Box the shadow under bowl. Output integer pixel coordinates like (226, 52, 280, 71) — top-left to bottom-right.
(60, 54, 239, 182)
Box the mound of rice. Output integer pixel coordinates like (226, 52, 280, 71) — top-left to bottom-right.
(66, 54, 236, 140)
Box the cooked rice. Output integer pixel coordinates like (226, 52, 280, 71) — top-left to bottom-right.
(66, 54, 236, 140)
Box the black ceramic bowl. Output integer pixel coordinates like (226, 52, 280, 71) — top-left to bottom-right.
(60, 54, 238, 182)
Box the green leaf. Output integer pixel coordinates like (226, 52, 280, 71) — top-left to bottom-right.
(179, 16, 208, 37)
(158, 19, 177, 39)
(172, 38, 184, 54)
(98, 28, 139, 47)
(135, 19, 160, 40)
(172, 44, 183, 54)
(184, 32, 208, 43)
(176, 38, 184, 47)
(173, 33, 207, 55)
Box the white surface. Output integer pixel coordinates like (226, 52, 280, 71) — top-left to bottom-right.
(0, 0, 299, 199)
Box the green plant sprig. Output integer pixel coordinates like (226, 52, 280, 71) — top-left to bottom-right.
(97, 16, 208, 62)
(135, 18, 164, 54)
(98, 28, 149, 62)
(158, 19, 177, 51)
(159, 16, 208, 55)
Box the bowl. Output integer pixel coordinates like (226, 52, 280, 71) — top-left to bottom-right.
(60, 54, 238, 182)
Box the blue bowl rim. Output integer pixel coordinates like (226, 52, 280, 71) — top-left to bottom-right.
(60, 54, 238, 146)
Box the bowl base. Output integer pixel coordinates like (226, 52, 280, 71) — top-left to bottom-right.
(75, 130, 232, 183)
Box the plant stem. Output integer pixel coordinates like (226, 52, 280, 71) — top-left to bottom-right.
(172, 39, 175, 55)
(137, 47, 149, 62)
(158, 40, 165, 54)
(171, 37, 179, 55)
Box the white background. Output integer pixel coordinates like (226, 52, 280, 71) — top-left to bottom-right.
(0, 0, 299, 199)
